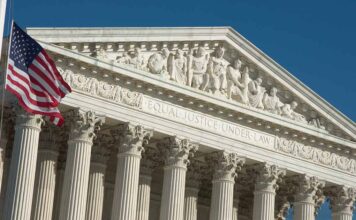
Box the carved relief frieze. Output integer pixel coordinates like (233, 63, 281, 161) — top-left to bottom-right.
(275, 137, 356, 174)
(57, 66, 143, 108)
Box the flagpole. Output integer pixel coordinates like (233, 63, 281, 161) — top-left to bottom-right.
(0, 0, 8, 62)
(0, 19, 13, 142)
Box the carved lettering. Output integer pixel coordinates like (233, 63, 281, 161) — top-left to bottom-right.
(142, 96, 275, 149)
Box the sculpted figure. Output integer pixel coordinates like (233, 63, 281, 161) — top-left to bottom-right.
(129, 48, 146, 70)
(308, 118, 325, 129)
(281, 101, 307, 123)
(115, 48, 146, 70)
(147, 48, 170, 77)
(206, 47, 228, 94)
(227, 64, 250, 104)
(168, 49, 187, 85)
(187, 47, 209, 89)
(262, 87, 283, 114)
(227, 59, 242, 99)
(91, 48, 109, 61)
(116, 52, 131, 65)
(248, 76, 265, 109)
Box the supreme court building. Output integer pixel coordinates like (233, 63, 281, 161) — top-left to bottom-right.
(0, 27, 355, 220)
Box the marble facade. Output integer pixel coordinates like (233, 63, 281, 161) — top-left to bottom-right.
(0, 27, 355, 220)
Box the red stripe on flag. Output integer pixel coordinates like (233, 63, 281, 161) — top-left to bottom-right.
(8, 64, 52, 99)
(7, 74, 58, 108)
(41, 51, 72, 93)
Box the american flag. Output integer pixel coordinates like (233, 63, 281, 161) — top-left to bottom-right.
(5, 22, 71, 126)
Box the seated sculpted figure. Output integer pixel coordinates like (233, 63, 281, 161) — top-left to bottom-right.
(116, 48, 146, 70)
(147, 48, 171, 78)
(227, 62, 250, 105)
(116, 52, 131, 65)
(129, 48, 146, 70)
(262, 87, 283, 114)
(206, 46, 228, 94)
(187, 47, 209, 89)
(168, 49, 187, 85)
(281, 101, 307, 123)
(248, 76, 265, 109)
(91, 48, 109, 61)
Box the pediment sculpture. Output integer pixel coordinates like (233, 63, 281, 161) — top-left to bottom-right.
(103, 46, 318, 128)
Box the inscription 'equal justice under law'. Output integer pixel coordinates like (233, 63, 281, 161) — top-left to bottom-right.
(142, 97, 275, 148)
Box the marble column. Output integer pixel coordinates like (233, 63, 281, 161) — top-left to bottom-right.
(207, 151, 245, 220)
(3, 108, 44, 220)
(136, 147, 158, 220)
(293, 175, 325, 220)
(159, 137, 198, 220)
(232, 198, 239, 220)
(183, 162, 202, 220)
(102, 178, 115, 220)
(31, 126, 59, 220)
(59, 110, 104, 220)
(0, 109, 13, 218)
(0, 125, 8, 201)
(251, 163, 285, 220)
(85, 135, 109, 220)
(110, 124, 152, 220)
(52, 147, 66, 220)
(329, 186, 355, 220)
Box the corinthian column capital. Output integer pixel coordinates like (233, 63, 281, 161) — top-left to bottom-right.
(293, 175, 325, 202)
(14, 106, 44, 130)
(329, 186, 356, 214)
(67, 109, 105, 143)
(111, 123, 153, 156)
(158, 136, 198, 168)
(207, 151, 245, 182)
(249, 163, 286, 192)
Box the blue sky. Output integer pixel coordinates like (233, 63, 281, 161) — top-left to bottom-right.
(3, 0, 356, 219)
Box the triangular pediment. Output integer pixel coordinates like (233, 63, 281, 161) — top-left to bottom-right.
(24, 27, 356, 143)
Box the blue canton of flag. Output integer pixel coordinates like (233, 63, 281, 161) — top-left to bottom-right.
(5, 22, 71, 126)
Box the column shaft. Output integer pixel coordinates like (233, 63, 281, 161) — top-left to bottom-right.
(52, 166, 65, 220)
(0, 137, 9, 217)
(294, 201, 315, 220)
(252, 191, 275, 220)
(59, 141, 92, 220)
(0, 137, 7, 202)
(31, 150, 58, 220)
(3, 112, 43, 220)
(136, 174, 152, 220)
(111, 154, 141, 220)
(85, 163, 106, 220)
(160, 166, 186, 220)
(184, 187, 199, 220)
(232, 199, 238, 220)
(102, 181, 114, 220)
(210, 180, 234, 220)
